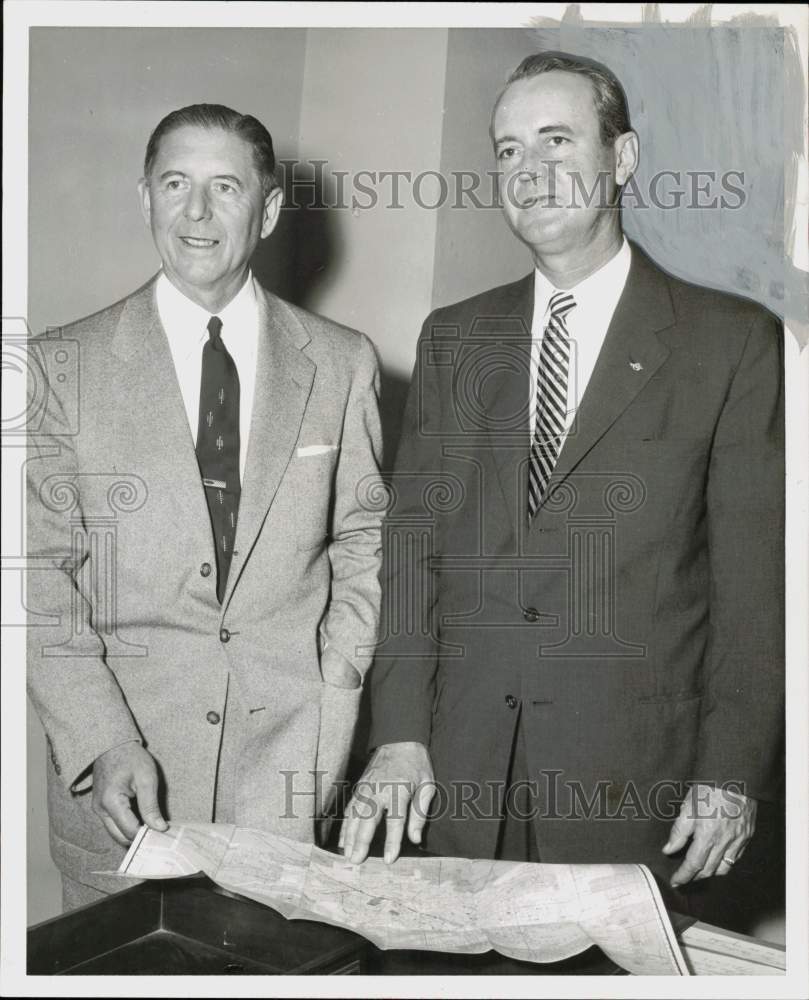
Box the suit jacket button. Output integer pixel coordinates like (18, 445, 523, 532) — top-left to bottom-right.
(219, 628, 230, 643)
(200, 562, 212, 578)
(523, 608, 540, 623)
(505, 695, 518, 710)
(206, 711, 221, 725)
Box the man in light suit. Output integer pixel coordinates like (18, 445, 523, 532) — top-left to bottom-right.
(341, 52, 783, 911)
(27, 104, 383, 910)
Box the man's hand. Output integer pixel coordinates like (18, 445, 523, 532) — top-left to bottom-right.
(92, 742, 168, 847)
(339, 742, 435, 865)
(662, 783, 757, 887)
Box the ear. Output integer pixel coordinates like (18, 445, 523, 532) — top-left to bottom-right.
(260, 186, 284, 240)
(613, 131, 639, 186)
(137, 177, 152, 227)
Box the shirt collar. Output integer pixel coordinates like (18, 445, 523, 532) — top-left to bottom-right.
(156, 270, 257, 341)
(216, 271, 257, 336)
(534, 237, 631, 318)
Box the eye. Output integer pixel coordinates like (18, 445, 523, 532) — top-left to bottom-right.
(547, 135, 570, 147)
(165, 178, 183, 190)
(497, 146, 520, 162)
(214, 182, 235, 194)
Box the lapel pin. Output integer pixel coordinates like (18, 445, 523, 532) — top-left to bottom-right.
(629, 360, 644, 372)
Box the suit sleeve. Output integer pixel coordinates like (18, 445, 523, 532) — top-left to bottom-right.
(367, 314, 444, 749)
(26, 336, 142, 792)
(693, 309, 785, 800)
(319, 334, 384, 680)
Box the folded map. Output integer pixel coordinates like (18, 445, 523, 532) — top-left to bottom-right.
(114, 822, 696, 975)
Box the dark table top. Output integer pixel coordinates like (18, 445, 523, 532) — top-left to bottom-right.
(28, 875, 624, 976)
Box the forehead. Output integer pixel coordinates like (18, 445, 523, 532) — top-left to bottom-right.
(149, 125, 257, 176)
(493, 70, 599, 138)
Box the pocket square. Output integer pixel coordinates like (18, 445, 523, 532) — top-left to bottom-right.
(296, 444, 339, 457)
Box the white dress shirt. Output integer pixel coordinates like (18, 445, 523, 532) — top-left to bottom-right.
(530, 239, 631, 444)
(156, 271, 259, 482)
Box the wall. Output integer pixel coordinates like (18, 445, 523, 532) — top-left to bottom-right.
(432, 28, 543, 309)
(28, 27, 308, 336)
(548, 24, 786, 314)
(296, 28, 447, 372)
(294, 27, 448, 460)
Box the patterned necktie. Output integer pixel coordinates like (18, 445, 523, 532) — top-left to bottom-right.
(528, 291, 576, 520)
(196, 316, 241, 602)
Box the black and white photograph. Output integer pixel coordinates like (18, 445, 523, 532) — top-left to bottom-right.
(2, 2, 807, 996)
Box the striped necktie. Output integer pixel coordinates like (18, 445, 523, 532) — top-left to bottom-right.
(528, 291, 576, 519)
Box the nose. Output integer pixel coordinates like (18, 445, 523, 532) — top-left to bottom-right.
(501, 151, 545, 209)
(183, 184, 212, 222)
(516, 147, 545, 184)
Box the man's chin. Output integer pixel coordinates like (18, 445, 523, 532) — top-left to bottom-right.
(167, 261, 224, 288)
(162, 261, 254, 309)
(161, 265, 220, 297)
(506, 214, 569, 252)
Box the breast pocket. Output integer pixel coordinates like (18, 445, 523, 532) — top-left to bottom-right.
(280, 447, 340, 550)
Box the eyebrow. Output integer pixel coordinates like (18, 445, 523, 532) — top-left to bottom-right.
(537, 123, 574, 135)
(157, 170, 244, 187)
(213, 174, 244, 187)
(494, 123, 575, 144)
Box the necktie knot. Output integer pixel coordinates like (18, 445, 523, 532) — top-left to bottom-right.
(548, 292, 576, 325)
(207, 315, 224, 348)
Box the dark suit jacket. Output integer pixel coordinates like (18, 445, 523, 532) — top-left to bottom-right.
(369, 241, 784, 879)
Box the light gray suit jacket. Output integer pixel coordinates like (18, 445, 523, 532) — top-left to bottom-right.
(27, 275, 384, 891)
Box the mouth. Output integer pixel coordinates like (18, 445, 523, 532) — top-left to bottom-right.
(517, 195, 560, 210)
(179, 237, 220, 249)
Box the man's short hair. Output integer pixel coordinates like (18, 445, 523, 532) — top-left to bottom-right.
(143, 103, 279, 194)
(499, 51, 632, 146)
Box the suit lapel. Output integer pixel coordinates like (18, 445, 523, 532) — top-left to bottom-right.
(222, 287, 315, 606)
(108, 277, 212, 553)
(535, 244, 675, 511)
(482, 274, 534, 538)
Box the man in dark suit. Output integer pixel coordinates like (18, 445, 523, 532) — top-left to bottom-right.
(340, 52, 783, 903)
